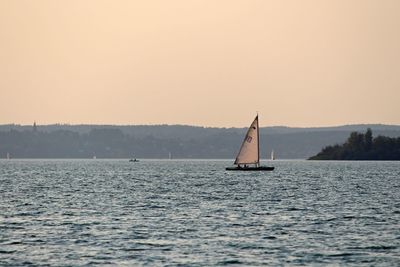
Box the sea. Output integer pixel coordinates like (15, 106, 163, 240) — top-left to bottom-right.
(1, 159, 399, 266)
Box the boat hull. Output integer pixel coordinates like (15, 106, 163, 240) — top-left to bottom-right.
(225, 166, 274, 171)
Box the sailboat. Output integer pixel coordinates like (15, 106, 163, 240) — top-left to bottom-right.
(271, 150, 275, 160)
(226, 115, 274, 171)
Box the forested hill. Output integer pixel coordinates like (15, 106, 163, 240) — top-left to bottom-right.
(1, 124, 400, 159)
(309, 129, 400, 160)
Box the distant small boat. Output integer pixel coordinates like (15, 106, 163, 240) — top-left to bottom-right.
(129, 158, 139, 162)
(226, 115, 274, 171)
(271, 150, 275, 160)
(6, 152, 10, 160)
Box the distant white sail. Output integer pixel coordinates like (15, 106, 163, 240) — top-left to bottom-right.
(271, 150, 275, 160)
(234, 115, 259, 165)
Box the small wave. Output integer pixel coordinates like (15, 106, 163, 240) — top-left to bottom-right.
(327, 252, 362, 257)
(324, 217, 337, 222)
(350, 245, 397, 251)
(218, 259, 242, 265)
(269, 199, 282, 202)
(0, 226, 25, 230)
(136, 241, 173, 248)
(343, 215, 357, 220)
(15, 211, 42, 216)
(251, 212, 271, 216)
(85, 260, 113, 265)
(0, 250, 16, 254)
(20, 261, 35, 266)
(148, 205, 166, 209)
(123, 247, 147, 252)
(287, 207, 305, 211)
(2, 241, 23, 245)
(263, 236, 277, 240)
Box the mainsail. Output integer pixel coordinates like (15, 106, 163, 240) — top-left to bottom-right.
(234, 115, 260, 166)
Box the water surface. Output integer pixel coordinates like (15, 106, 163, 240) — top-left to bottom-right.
(1, 160, 399, 266)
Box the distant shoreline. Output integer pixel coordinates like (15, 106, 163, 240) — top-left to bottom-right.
(1, 125, 399, 160)
(309, 129, 400, 161)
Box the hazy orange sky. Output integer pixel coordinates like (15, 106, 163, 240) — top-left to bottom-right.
(1, 1, 399, 127)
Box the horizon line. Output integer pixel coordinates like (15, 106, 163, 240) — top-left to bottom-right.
(1, 122, 400, 129)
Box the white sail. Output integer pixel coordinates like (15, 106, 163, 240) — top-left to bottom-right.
(234, 115, 259, 165)
(271, 150, 275, 160)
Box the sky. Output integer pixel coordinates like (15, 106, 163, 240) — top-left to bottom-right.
(0, 1, 399, 127)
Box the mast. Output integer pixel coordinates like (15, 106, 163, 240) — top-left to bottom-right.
(256, 114, 260, 167)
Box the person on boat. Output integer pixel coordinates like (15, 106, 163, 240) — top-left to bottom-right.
(244, 164, 248, 168)
(238, 164, 242, 168)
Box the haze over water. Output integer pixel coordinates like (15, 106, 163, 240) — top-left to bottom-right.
(1, 160, 399, 265)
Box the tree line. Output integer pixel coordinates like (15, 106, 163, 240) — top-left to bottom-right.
(309, 129, 400, 160)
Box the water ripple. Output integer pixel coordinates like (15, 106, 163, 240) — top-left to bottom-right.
(1, 159, 400, 266)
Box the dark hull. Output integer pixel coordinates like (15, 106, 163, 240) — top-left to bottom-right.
(225, 166, 274, 171)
